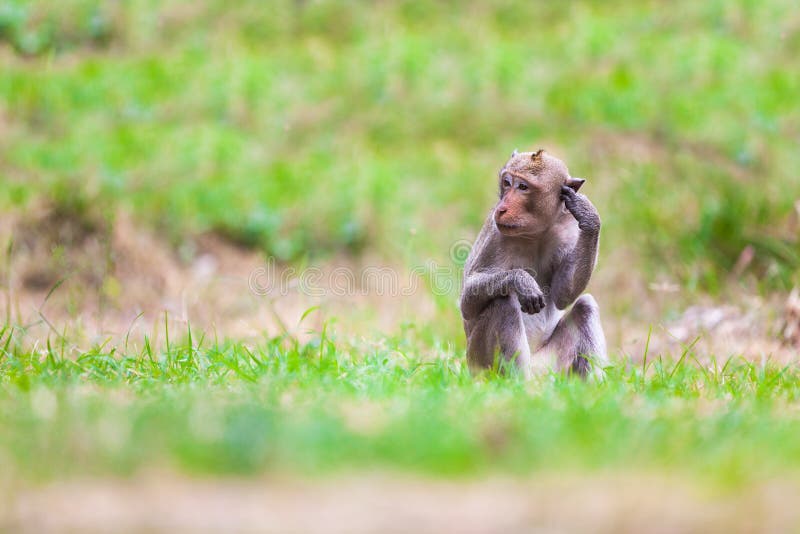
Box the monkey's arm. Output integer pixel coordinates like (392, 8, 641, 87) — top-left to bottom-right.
(460, 269, 545, 320)
(550, 186, 601, 310)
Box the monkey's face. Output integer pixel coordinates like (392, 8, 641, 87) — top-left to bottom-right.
(493, 150, 574, 237)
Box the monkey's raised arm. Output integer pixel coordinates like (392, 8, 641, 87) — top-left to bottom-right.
(461, 268, 545, 320)
(550, 187, 601, 310)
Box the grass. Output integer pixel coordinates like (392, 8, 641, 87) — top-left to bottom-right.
(2, 322, 800, 487)
(1, 0, 799, 497)
(0, 0, 798, 289)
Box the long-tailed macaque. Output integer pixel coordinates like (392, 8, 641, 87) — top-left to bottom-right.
(460, 149, 607, 378)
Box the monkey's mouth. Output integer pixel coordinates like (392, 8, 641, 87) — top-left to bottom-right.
(495, 221, 522, 232)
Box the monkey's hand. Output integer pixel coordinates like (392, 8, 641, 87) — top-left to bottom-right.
(511, 269, 545, 314)
(561, 186, 601, 233)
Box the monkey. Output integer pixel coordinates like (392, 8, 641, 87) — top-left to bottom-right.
(459, 149, 607, 378)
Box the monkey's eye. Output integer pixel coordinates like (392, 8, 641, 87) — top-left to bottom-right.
(517, 182, 529, 191)
(502, 177, 512, 188)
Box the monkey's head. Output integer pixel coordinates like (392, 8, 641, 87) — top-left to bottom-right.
(493, 149, 585, 237)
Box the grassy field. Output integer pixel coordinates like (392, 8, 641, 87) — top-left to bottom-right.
(2, 0, 798, 286)
(0, 326, 799, 483)
(1, 0, 800, 530)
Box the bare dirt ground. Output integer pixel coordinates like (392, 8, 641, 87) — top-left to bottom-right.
(0, 206, 797, 361)
(3, 472, 800, 533)
(0, 207, 441, 346)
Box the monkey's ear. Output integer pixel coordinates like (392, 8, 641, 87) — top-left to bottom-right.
(511, 149, 518, 158)
(565, 177, 585, 192)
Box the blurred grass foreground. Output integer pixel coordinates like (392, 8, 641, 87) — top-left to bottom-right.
(1, 1, 800, 531)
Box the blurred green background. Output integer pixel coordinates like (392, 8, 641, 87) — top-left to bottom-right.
(1, 0, 798, 293)
(3, 5, 800, 524)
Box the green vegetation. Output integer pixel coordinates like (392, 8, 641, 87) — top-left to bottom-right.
(0, 0, 799, 491)
(1, 0, 798, 286)
(2, 325, 799, 485)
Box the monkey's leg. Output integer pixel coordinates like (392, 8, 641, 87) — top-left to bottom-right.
(466, 295, 531, 377)
(538, 294, 607, 377)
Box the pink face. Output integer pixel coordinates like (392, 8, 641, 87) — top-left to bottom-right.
(493, 150, 582, 237)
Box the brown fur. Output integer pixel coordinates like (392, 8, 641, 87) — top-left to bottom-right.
(460, 149, 607, 378)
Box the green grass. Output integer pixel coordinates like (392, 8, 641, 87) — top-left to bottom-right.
(1, 0, 799, 489)
(2, 323, 799, 486)
(1, 0, 798, 288)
